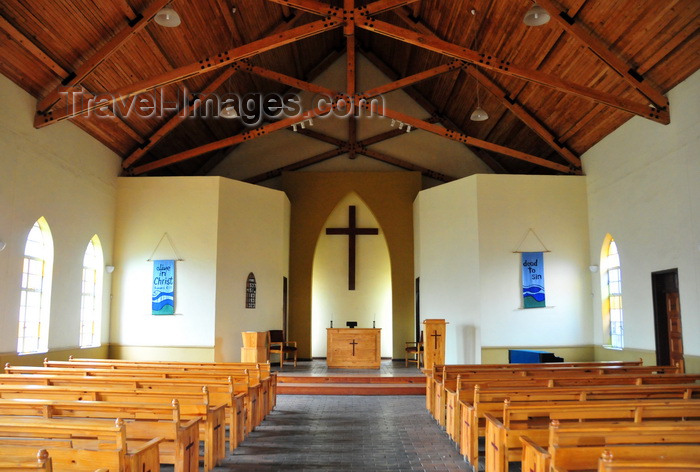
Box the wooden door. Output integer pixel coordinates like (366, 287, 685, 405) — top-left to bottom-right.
(666, 291, 684, 371)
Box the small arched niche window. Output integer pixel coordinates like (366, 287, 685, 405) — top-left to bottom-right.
(245, 273, 256, 309)
(18, 217, 54, 354)
(600, 234, 624, 349)
(80, 235, 104, 348)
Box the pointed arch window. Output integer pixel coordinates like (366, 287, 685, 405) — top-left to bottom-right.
(18, 217, 54, 354)
(246, 273, 256, 309)
(601, 235, 624, 349)
(80, 235, 104, 348)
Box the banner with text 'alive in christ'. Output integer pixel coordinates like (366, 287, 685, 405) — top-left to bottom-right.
(152, 260, 175, 315)
(521, 252, 545, 308)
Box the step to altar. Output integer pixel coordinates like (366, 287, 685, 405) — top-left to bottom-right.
(276, 375, 426, 395)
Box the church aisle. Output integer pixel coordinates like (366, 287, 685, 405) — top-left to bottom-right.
(214, 395, 472, 472)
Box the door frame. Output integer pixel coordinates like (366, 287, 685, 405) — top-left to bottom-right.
(651, 268, 682, 367)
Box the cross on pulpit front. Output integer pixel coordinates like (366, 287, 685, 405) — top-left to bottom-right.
(349, 339, 358, 356)
(431, 330, 442, 349)
(326, 205, 379, 290)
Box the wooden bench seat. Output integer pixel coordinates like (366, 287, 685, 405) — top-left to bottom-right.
(0, 398, 199, 472)
(520, 420, 700, 472)
(0, 384, 224, 472)
(0, 373, 247, 452)
(597, 449, 700, 472)
(484, 399, 700, 472)
(459, 383, 700, 467)
(0, 417, 162, 472)
(0, 449, 53, 471)
(443, 373, 700, 443)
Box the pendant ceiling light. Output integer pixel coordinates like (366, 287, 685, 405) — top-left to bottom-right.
(154, 4, 181, 27)
(470, 10, 489, 122)
(220, 73, 238, 119)
(523, 3, 550, 26)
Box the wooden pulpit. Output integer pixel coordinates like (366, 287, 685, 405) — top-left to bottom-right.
(241, 331, 269, 363)
(422, 319, 447, 371)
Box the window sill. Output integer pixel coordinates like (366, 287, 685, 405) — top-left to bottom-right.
(602, 345, 623, 351)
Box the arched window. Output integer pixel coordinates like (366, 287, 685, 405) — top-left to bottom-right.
(18, 217, 54, 354)
(601, 234, 623, 349)
(80, 235, 103, 348)
(245, 273, 256, 309)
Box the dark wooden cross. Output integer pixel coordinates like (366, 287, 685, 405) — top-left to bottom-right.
(349, 339, 358, 356)
(431, 330, 441, 349)
(326, 205, 379, 290)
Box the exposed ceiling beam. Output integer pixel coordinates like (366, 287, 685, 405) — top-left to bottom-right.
(361, 60, 462, 99)
(345, 1, 357, 159)
(359, 48, 508, 174)
(244, 63, 339, 97)
(245, 148, 347, 183)
(358, 147, 454, 182)
(361, 0, 420, 16)
(368, 104, 575, 174)
(297, 128, 347, 147)
(35, 18, 342, 128)
(468, 66, 581, 168)
(130, 104, 335, 174)
(121, 65, 241, 169)
(36, 0, 172, 114)
(356, 17, 670, 124)
(535, 0, 669, 111)
(0, 15, 144, 144)
(265, 0, 340, 17)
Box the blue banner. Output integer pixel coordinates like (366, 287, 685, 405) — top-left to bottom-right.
(521, 252, 545, 308)
(152, 260, 175, 315)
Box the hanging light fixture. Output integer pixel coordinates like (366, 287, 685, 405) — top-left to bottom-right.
(523, 3, 550, 26)
(219, 73, 238, 119)
(155, 4, 182, 27)
(470, 11, 489, 122)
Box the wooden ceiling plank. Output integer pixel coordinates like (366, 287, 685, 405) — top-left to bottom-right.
(130, 104, 335, 174)
(346, 2, 358, 160)
(358, 147, 454, 182)
(265, 0, 341, 17)
(245, 147, 347, 183)
(468, 66, 581, 168)
(637, 19, 699, 76)
(362, 0, 420, 16)
(36, 0, 172, 114)
(362, 60, 462, 98)
(355, 18, 669, 124)
(367, 104, 574, 174)
(535, 0, 668, 111)
(359, 47, 508, 174)
(0, 15, 68, 77)
(244, 63, 339, 96)
(121, 66, 240, 168)
(35, 18, 343, 128)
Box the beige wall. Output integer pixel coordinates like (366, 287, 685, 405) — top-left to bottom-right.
(283, 172, 421, 359)
(584, 70, 700, 360)
(311, 193, 393, 357)
(214, 178, 290, 362)
(415, 175, 592, 363)
(0, 75, 120, 357)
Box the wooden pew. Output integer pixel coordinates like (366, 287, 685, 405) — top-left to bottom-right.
(0, 373, 247, 452)
(598, 449, 700, 472)
(444, 373, 700, 444)
(0, 449, 52, 471)
(5, 365, 254, 448)
(520, 420, 700, 472)
(0, 417, 162, 472)
(484, 399, 700, 472)
(459, 383, 700, 467)
(0, 398, 199, 472)
(0, 384, 224, 472)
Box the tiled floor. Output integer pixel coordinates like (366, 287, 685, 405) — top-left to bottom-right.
(273, 358, 425, 377)
(212, 395, 472, 472)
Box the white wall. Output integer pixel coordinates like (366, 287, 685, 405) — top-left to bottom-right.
(311, 193, 393, 357)
(414, 177, 481, 363)
(415, 174, 592, 363)
(214, 178, 290, 362)
(584, 70, 700, 357)
(111, 177, 220, 352)
(0, 75, 120, 354)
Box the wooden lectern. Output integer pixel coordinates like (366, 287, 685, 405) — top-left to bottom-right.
(241, 331, 269, 363)
(422, 319, 447, 372)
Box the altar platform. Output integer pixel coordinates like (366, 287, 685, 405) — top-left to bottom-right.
(275, 359, 426, 395)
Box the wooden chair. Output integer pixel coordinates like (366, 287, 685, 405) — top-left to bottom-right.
(405, 332, 424, 367)
(268, 330, 297, 370)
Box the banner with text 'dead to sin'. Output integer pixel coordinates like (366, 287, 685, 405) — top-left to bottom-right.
(521, 252, 545, 308)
